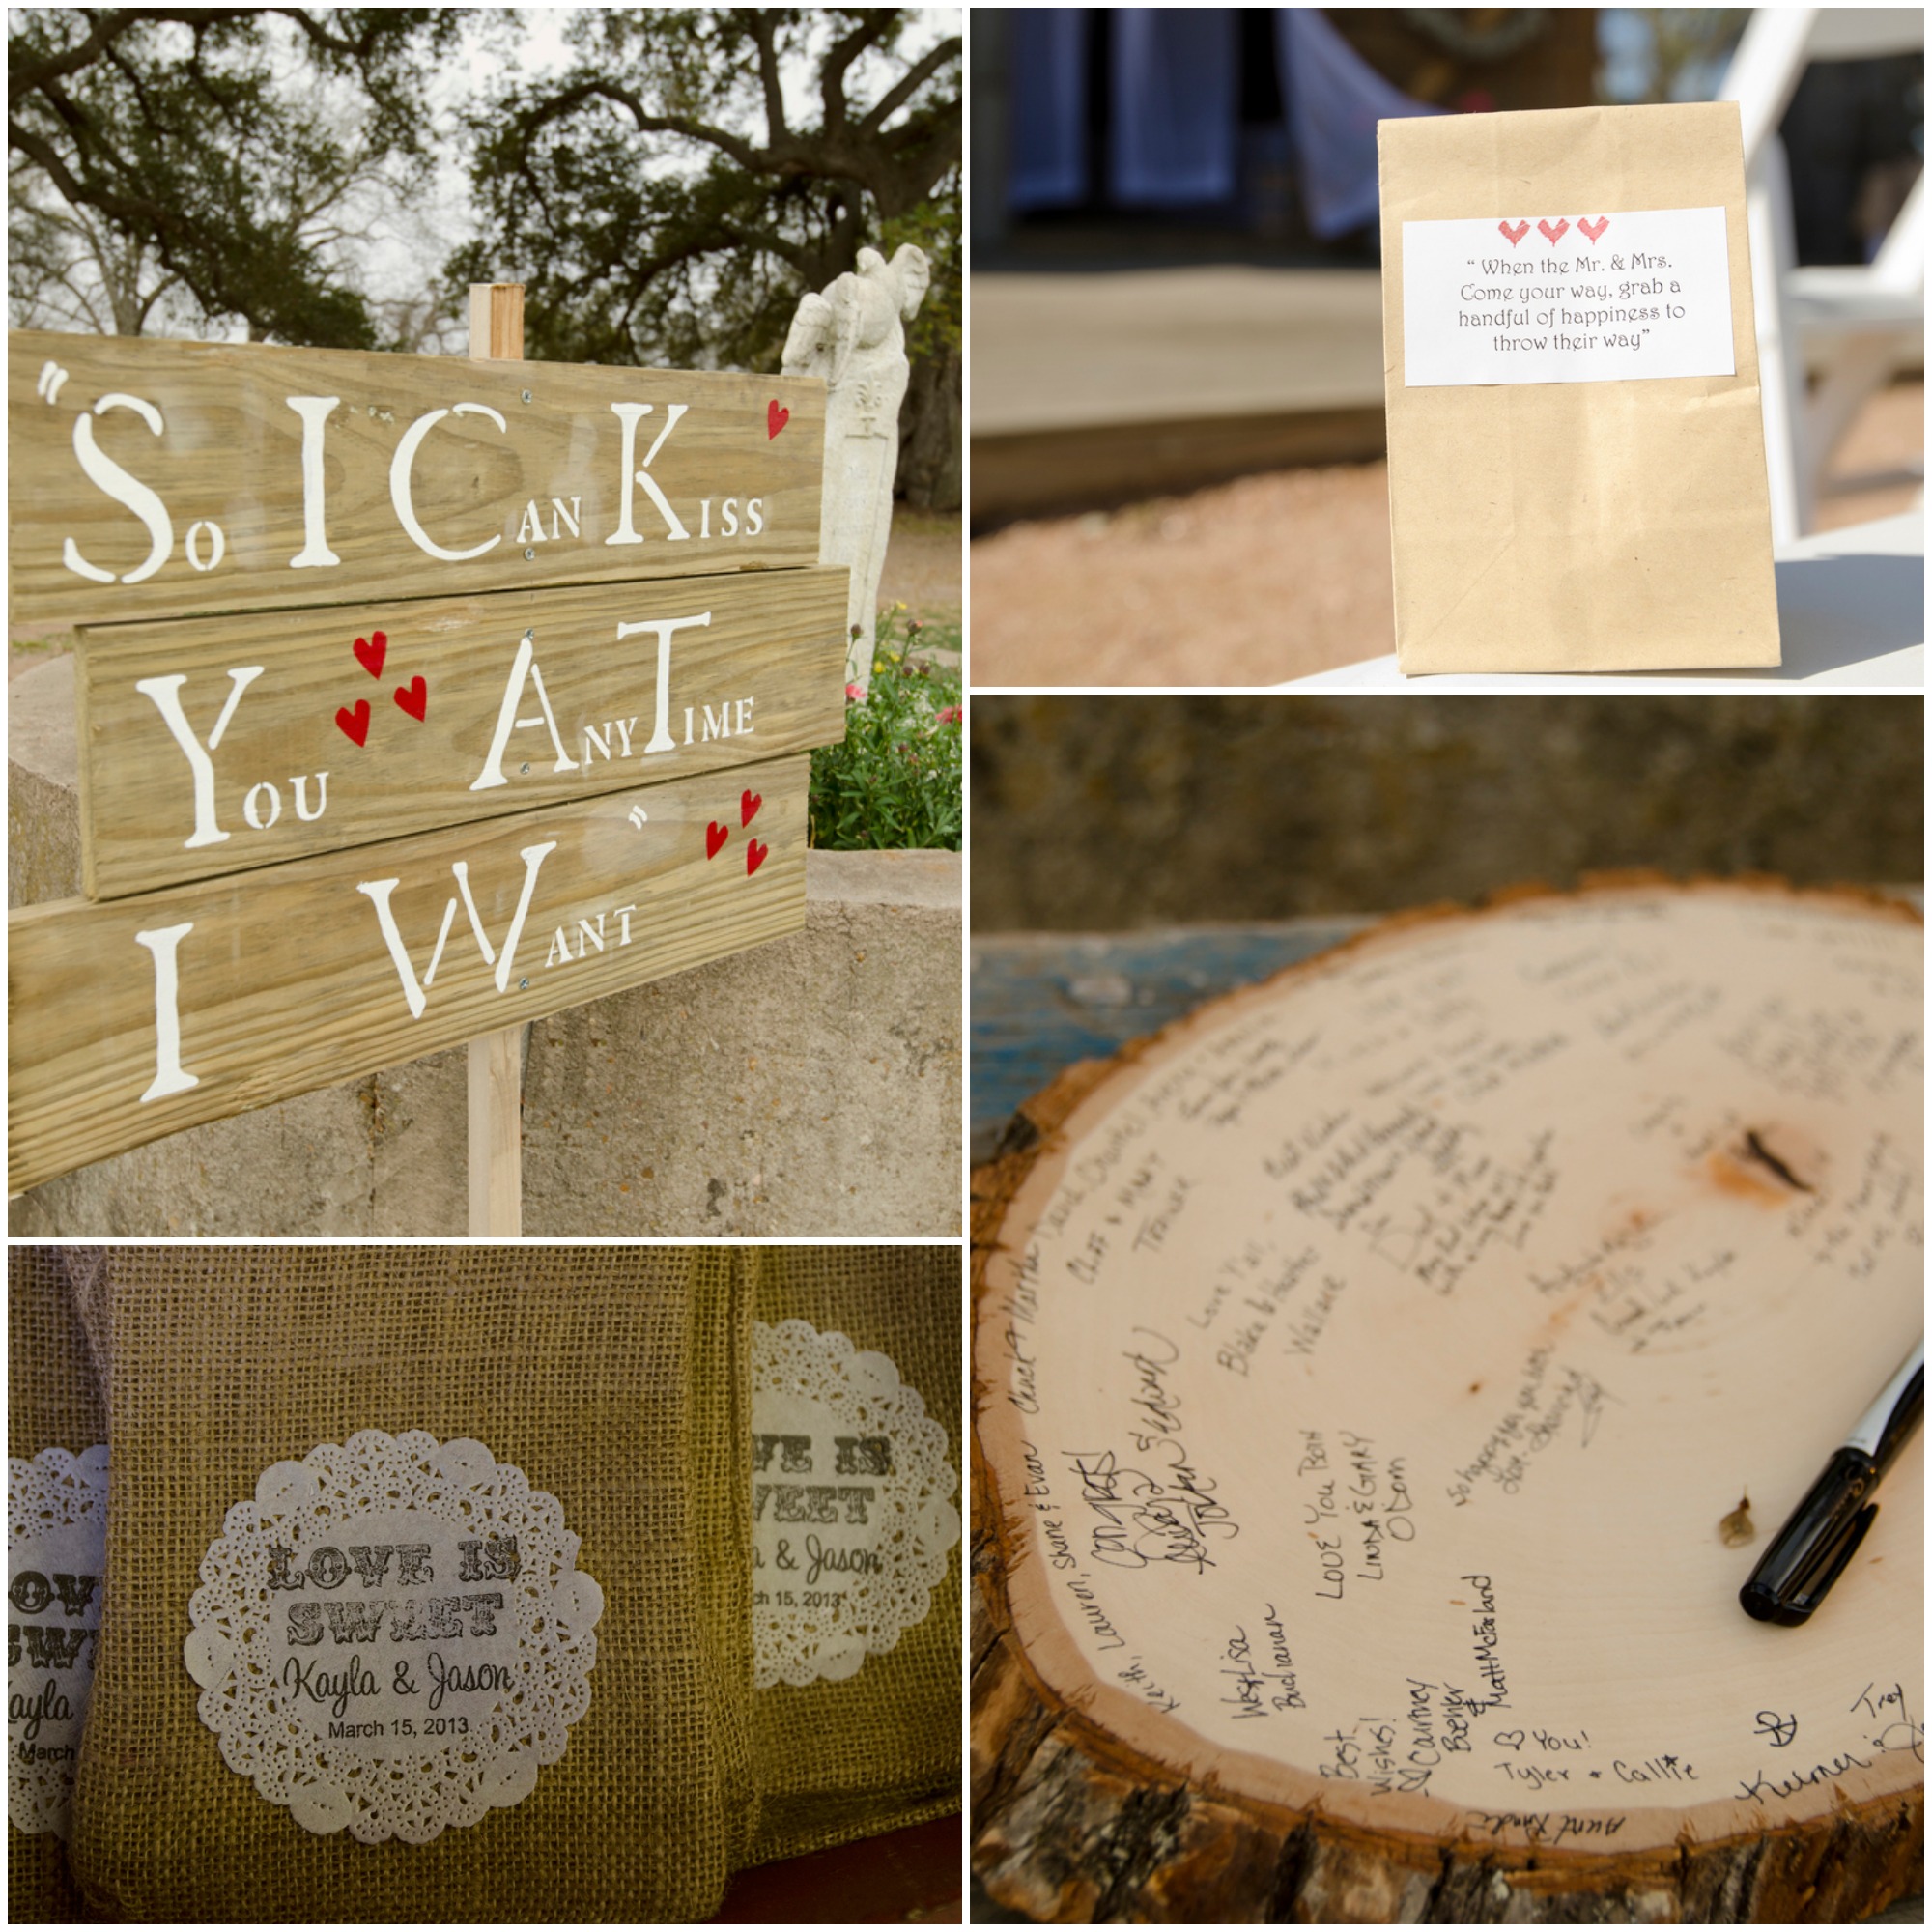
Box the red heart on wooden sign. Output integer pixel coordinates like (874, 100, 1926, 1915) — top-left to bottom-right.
(1538, 217, 1570, 246)
(354, 631, 387, 678)
(1497, 219, 1529, 246)
(746, 838, 769, 876)
(706, 821, 729, 859)
(1578, 215, 1609, 243)
(767, 400, 789, 439)
(335, 699, 371, 747)
(394, 675, 427, 721)
(741, 788, 762, 827)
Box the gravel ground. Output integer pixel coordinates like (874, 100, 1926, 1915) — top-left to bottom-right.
(969, 380, 1923, 688)
(877, 509, 963, 621)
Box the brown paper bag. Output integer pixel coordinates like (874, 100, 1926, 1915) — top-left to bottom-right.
(1378, 102, 1780, 673)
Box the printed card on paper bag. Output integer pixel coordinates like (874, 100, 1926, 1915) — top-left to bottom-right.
(1378, 102, 1780, 673)
(1402, 207, 1735, 386)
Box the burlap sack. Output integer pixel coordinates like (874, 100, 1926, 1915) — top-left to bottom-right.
(9, 1247, 110, 1924)
(744, 1245, 961, 1862)
(65, 1244, 754, 1922)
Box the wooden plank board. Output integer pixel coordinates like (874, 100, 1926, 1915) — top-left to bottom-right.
(968, 921, 1373, 1161)
(9, 753, 809, 1194)
(74, 569, 848, 897)
(10, 329, 825, 628)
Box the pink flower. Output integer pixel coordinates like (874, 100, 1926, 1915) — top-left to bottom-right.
(845, 682, 866, 703)
(936, 704, 962, 725)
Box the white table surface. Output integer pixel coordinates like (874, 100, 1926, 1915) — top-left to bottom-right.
(1280, 508, 1924, 691)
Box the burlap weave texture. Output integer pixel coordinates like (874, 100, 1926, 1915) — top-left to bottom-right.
(65, 1244, 752, 1923)
(745, 1245, 962, 1862)
(9, 1247, 109, 1924)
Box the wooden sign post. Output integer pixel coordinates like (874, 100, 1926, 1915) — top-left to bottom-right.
(8, 304, 849, 1217)
(470, 280, 531, 1238)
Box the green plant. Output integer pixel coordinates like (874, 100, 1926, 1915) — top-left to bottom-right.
(808, 611, 961, 851)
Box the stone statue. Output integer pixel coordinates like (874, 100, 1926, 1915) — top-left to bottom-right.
(782, 243, 931, 693)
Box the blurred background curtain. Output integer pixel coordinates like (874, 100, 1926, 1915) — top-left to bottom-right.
(1110, 8, 1239, 204)
(1278, 7, 1443, 237)
(1008, 8, 1090, 210)
(1005, 8, 1447, 227)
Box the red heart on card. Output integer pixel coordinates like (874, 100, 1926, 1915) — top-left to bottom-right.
(1497, 219, 1529, 246)
(706, 821, 729, 860)
(741, 788, 762, 828)
(1578, 215, 1609, 244)
(746, 838, 769, 876)
(354, 631, 386, 679)
(768, 400, 789, 439)
(1538, 217, 1570, 246)
(335, 699, 370, 747)
(394, 675, 427, 722)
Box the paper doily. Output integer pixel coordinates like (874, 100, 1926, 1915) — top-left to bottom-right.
(185, 1430, 603, 1844)
(8, 1444, 110, 1837)
(752, 1320, 961, 1688)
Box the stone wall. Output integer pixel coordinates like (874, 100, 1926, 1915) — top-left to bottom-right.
(972, 695, 1923, 929)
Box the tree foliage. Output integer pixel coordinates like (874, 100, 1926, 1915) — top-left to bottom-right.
(7, 7, 963, 500)
(9, 156, 193, 336)
(457, 7, 961, 503)
(8, 6, 454, 345)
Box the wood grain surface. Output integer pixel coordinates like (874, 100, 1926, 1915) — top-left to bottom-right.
(10, 753, 809, 1194)
(74, 568, 848, 898)
(973, 880, 1923, 1923)
(970, 921, 1372, 1162)
(10, 329, 825, 627)
(463, 279, 532, 1238)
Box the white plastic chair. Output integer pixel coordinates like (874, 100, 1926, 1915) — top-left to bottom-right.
(1720, 7, 1925, 540)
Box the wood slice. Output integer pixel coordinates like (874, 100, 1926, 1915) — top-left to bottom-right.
(972, 879, 1923, 1922)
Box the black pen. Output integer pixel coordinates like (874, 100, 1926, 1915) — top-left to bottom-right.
(1740, 1340, 1923, 1626)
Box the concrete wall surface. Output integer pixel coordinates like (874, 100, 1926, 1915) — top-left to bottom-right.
(10, 656, 960, 1237)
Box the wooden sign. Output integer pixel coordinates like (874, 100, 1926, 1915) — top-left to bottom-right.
(74, 568, 847, 897)
(973, 883, 1922, 1921)
(9, 329, 824, 628)
(9, 753, 808, 1194)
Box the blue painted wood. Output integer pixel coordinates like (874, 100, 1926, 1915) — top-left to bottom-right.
(974, 892, 1925, 1164)
(971, 920, 1370, 1163)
